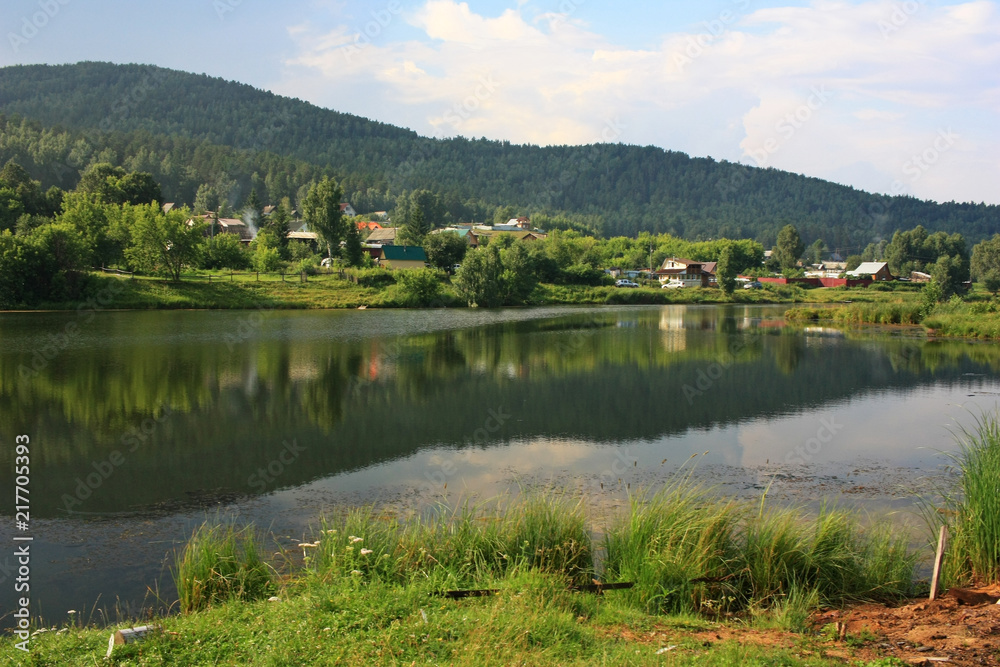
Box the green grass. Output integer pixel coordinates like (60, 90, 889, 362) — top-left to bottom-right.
(172, 522, 276, 613)
(2, 490, 922, 665)
(602, 483, 915, 619)
(925, 412, 1000, 586)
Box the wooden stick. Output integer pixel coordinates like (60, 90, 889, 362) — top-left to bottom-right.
(930, 525, 948, 601)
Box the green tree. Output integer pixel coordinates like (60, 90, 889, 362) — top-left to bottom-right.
(301, 177, 345, 259)
(77, 163, 161, 206)
(774, 224, 804, 269)
(423, 231, 468, 271)
(200, 232, 249, 270)
(844, 255, 863, 272)
(124, 204, 204, 281)
(971, 234, 1000, 282)
(492, 205, 517, 226)
(982, 270, 1000, 296)
(399, 203, 431, 246)
(716, 243, 737, 294)
(343, 222, 364, 267)
(455, 245, 505, 307)
(808, 238, 826, 265)
(931, 254, 967, 300)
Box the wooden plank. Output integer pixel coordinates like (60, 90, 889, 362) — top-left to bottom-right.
(930, 525, 948, 601)
(438, 582, 634, 599)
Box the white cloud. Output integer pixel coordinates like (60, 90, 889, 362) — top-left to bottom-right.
(277, 0, 1000, 204)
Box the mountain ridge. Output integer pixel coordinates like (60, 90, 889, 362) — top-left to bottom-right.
(1, 61, 997, 249)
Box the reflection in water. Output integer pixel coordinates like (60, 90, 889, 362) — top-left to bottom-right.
(0, 305, 998, 624)
(0, 306, 997, 516)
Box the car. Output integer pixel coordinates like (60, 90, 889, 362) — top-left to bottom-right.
(661, 280, 685, 289)
(615, 279, 640, 288)
(742, 281, 763, 289)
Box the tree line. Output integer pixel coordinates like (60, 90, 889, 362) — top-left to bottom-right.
(2, 62, 999, 251)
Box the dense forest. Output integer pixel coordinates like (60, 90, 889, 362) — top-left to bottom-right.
(1, 62, 998, 249)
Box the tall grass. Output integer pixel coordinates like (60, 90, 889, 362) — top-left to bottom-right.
(601, 483, 915, 617)
(786, 302, 924, 325)
(305, 493, 594, 589)
(930, 413, 1000, 585)
(172, 522, 275, 613)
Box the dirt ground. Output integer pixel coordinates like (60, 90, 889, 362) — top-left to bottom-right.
(810, 586, 1000, 665)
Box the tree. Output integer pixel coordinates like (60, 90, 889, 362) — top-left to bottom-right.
(343, 222, 364, 267)
(455, 245, 505, 307)
(930, 254, 967, 300)
(77, 163, 161, 206)
(492, 205, 517, 226)
(124, 205, 204, 281)
(200, 232, 249, 270)
(971, 234, 1000, 282)
(808, 238, 827, 265)
(398, 203, 429, 246)
(716, 243, 737, 294)
(982, 270, 1000, 296)
(301, 177, 345, 258)
(774, 224, 804, 269)
(423, 232, 468, 271)
(455, 242, 537, 307)
(844, 255, 863, 272)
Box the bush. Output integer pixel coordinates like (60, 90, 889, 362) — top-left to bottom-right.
(346, 267, 396, 288)
(557, 264, 607, 286)
(381, 268, 448, 307)
(200, 233, 250, 270)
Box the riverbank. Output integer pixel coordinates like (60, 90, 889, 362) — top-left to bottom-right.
(3, 484, 922, 666)
(786, 287, 1000, 339)
(7, 269, 913, 312)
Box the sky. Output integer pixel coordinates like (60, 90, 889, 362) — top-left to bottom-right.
(3, 0, 999, 205)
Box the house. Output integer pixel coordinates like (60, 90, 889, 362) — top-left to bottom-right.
(357, 221, 384, 232)
(378, 245, 427, 269)
(433, 227, 480, 247)
(340, 203, 357, 218)
(847, 262, 893, 281)
(188, 215, 254, 243)
(911, 271, 932, 283)
(287, 231, 319, 242)
(262, 205, 277, 216)
(366, 228, 399, 245)
(655, 258, 715, 287)
(162, 203, 175, 214)
(477, 230, 546, 243)
(508, 217, 532, 230)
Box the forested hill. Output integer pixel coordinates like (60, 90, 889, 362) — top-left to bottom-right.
(1, 61, 998, 249)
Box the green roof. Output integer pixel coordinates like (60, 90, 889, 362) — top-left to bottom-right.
(381, 246, 428, 262)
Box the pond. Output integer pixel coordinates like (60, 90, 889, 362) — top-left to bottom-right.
(1, 304, 998, 626)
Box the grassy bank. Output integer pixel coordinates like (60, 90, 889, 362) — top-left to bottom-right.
(786, 287, 1000, 339)
(5, 486, 919, 665)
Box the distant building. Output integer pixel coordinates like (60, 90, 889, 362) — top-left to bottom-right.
(847, 262, 893, 281)
(162, 203, 175, 214)
(378, 245, 427, 269)
(340, 203, 357, 217)
(366, 228, 399, 245)
(188, 215, 254, 243)
(655, 258, 716, 287)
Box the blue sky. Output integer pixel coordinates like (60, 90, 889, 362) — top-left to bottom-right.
(4, 0, 998, 204)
